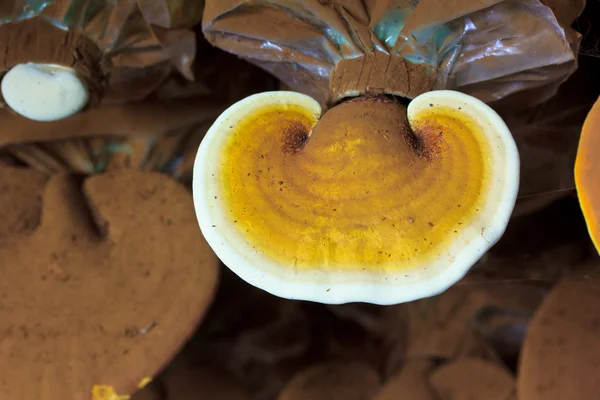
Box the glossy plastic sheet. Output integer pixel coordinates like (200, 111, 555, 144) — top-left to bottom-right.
(203, 0, 581, 107)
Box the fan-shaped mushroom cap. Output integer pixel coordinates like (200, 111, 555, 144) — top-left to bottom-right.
(193, 91, 519, 304)
(575, 96, 600, 251)
(0, 167, 219, 400)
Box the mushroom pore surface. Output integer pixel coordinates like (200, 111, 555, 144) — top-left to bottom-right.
(219, 96, 491, 273)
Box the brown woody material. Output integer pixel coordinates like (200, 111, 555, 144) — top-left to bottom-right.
(278, 362, 380, 400)
(373, 361, 436, 400)
(430, 358, 515, 400)
(203, 0, 579, 107)
(0, 166, 219, 400)
(518, 279, 600, 400)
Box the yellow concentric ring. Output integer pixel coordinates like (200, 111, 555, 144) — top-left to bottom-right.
(218, 96, 490, 272)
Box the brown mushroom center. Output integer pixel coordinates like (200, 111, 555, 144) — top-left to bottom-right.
(219, 96, 491, 272)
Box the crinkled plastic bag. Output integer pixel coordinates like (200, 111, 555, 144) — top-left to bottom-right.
(203, 0, 580, 108)
(0, 0, 204, 102)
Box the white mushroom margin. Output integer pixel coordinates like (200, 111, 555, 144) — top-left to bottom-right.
(193, 91, 520, 305)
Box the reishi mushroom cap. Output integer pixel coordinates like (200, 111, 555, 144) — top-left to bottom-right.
(517, 278, 600, 400)
(574, 96, 600, 251)
(193, 90, 519, 304)
(0, 166, 219, 400)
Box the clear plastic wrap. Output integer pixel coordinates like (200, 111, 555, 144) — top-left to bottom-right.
(203, 0, 581, 108)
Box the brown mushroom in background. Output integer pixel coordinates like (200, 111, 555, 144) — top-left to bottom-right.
(430, 358, 515, 400)
(0, 165, 219, 400)
(575, 96, 600, 251)
(277, 362, 380, 400)
(517, 278, 600, 400)
(372, 360, 436, 400)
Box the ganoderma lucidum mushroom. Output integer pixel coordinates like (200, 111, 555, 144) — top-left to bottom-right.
(0, 164, 219, 400)
(193, 90, 519, 304)
(575, 96, 600, 251)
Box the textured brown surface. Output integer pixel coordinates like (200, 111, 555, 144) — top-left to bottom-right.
(0, 165, 48, 243)
(0, 167, 219, 400)
(518, 279, 600, 400)
(329, 56, 436, 102)
(430, 358, 515, 400)
(277, 362, 380, 400)
(404, 287, 504, 360)
(373, 360, 436, 400)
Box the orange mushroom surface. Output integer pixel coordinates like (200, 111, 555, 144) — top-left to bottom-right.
(194, 91, 519, 304)
(575, 96, 600, 251)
